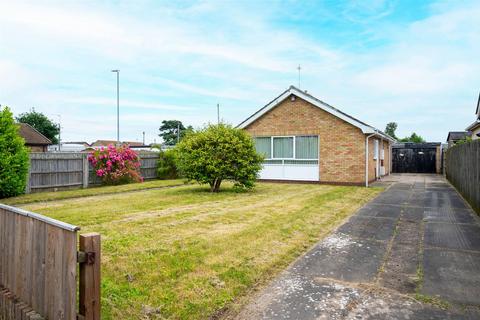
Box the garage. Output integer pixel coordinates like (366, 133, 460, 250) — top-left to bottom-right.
(392, 143, 441, 173)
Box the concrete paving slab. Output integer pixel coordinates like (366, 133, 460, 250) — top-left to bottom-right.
(424, 208, 476, 224)
(389, 183, 413, 190)
(356, 203, 402, 219)
(394, 220, 421, 245)
(292, 233, 387, 282)
(370, 192, 411, 205)
(423, 249, 480, 305)
(424, 223, 480, 251)
(400, 206, 425, 222)
(337, 216, 397, 241)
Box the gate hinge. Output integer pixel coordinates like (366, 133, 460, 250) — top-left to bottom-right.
(77, 251, 96, 265)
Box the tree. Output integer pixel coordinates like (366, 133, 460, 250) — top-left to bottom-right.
(175, 124, 263, 192)
(16, 108, 59, 144)
(158, 120, 193, 146)
(385, 122, 398, 140)
(0, 107, 29, 198)
(400, 132, 426, 143)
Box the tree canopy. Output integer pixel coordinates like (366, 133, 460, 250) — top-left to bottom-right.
(385, 122, 426, 143)
(385, 122, 398, 140)
(0, 107, 29, 198)
(175, 124, 263, 192)
(158, 120, 193, 146)
(400, 132, 426, 143)
(16, 108, 59, 144)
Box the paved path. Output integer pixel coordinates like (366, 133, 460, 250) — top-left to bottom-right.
(235, 174, 480, 319)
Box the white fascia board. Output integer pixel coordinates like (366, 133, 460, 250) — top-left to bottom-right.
(238, 87, 372, 133)
(238, 90, 292, 129)
(466, 120, 480, 131)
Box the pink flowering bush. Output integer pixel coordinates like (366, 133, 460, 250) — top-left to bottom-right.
(88, 144, 143, 185)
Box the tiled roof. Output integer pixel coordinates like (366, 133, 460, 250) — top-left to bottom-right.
(18, 123, 52, 145)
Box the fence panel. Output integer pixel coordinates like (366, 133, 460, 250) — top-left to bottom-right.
(139, 153, 159, 180)
(0, 204, 79, 319)
(28, 152, 160, 192)
(28, 153, 85, 193)
(445, 140, 480, 213)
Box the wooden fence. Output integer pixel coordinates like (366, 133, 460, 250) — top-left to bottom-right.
(0, 204, 101, 320)
(445, 140, 480, 213)
(27, 152, 160, 193)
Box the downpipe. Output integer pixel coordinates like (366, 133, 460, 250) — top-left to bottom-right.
(365, 133, 376, 187)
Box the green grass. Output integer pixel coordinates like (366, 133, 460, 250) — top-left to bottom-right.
(1, 179, 186, 205)
(14, 182, 381, 319)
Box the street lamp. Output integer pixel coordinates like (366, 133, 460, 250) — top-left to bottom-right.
(111, 69, 120, 145)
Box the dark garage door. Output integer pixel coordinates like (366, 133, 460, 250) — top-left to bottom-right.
(392, 143, 438, 173)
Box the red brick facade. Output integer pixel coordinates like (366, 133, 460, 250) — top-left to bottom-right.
(244, 95, 391, 185)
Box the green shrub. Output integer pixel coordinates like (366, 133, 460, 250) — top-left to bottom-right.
(157, 149, 179, 179)
(0, 107, 29, 198)
(175, 124, 263, 192)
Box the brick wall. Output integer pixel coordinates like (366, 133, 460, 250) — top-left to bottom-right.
(244, 95, 381, 184)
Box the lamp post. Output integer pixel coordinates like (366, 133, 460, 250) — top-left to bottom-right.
(111, 69, 120, 145)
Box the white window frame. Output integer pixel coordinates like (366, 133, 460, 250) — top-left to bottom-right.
(253, 135, 319, 161)
(271, 135, 295, 160)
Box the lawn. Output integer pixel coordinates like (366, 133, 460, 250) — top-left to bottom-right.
(15, 182, 381, 319)
(2, 179, 186, 205)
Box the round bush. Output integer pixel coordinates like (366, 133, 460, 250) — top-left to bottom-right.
(175, 124, 263, 192)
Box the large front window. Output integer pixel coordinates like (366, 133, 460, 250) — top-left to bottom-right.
(254, 136, 319, 160)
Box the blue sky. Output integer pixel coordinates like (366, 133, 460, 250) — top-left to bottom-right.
(0, 0, 479, 143)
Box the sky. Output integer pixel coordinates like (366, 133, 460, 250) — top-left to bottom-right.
(0, 0, 479, 144)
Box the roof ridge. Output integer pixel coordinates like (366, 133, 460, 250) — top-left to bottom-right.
(18, 122, 52, 144)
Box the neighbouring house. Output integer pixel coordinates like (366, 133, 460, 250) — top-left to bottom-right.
(90, 140, 151, 151)
(48, 142, 89, 152)
(446, 131, 472, 147)
(465, 92, 480, 139)
(90, 139, 120, 147)
(18, 123, 52, 152)
(91, 140, 146, 147)
(238, 86, 396, 186)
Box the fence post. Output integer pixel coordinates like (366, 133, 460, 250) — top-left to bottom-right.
(79, 233, 101, 320)
(25, 154, 32, 194)
(82, 154, 89, 189)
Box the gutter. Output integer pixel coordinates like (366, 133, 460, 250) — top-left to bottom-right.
(365, 133, 376, 187)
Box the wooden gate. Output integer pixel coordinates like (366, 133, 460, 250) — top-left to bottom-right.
(392, 143, 440, 174)
(0, 204, 100, 320)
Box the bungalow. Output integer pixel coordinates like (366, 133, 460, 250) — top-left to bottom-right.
(18, 123, 52, 152)
(238, 86, 396, 186)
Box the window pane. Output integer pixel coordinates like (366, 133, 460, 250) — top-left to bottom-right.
(295, 136, 318, 159)
(273, 137, 294, 158)
(254, 137, 271, 158)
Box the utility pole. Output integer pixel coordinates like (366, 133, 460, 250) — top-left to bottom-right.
(111, 69, 120, 145)
(177, 123, 180, 144)
(57, 114, 61, 151)
(297, 64, 301, 88)
(217, 103, 220, 124)
(142, 131, 145, 145)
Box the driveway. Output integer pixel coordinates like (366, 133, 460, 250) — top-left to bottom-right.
(235, 174, 480, 319)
